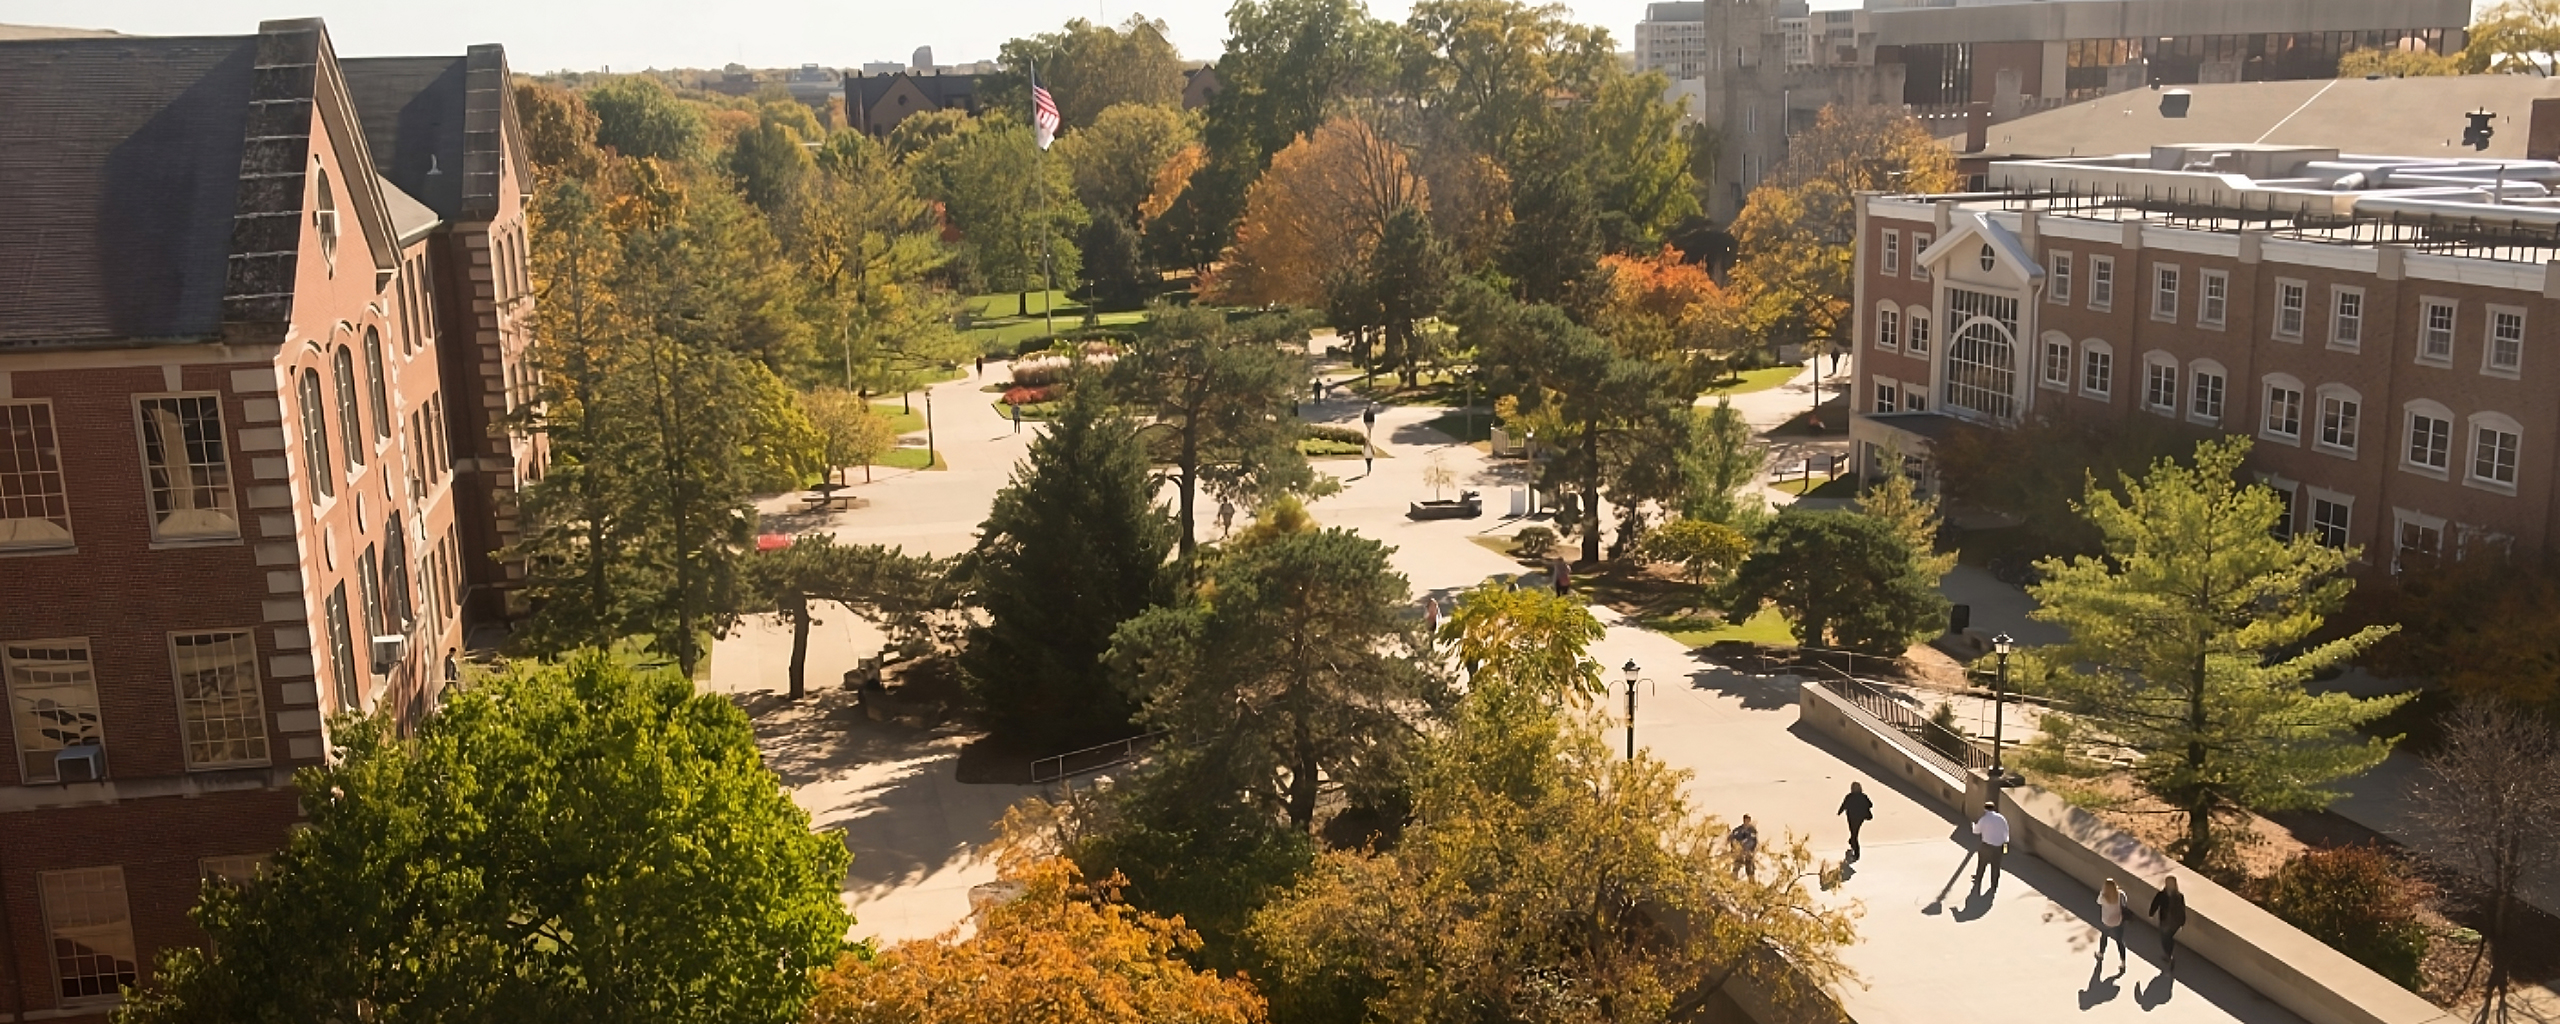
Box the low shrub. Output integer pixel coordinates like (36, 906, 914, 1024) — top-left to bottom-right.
(1009, 358, 1073, 388)
(1301, 424, 1369, 447)
(1298, 439, 1364, 457)
(1514, 526, 1557, 559)
(1002, 384, 1062, 406)
(1011, 335, 1061, 358)
(2251, 845, 2432, 991)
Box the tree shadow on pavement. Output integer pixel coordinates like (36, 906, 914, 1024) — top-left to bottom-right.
(1675, 648, 1806, 712)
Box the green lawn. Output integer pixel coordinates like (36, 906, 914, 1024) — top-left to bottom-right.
(1644, 606, 1797, 648)
(1347, 369, 1477, 407)
(1698, 364, 1801, 398)
(960, 291, 1155, 354)
(993, 399, 1066, 422)
(875, 447, 947, 471)
(870, 401, 927, 435)
(1419, 409, 1494, 444)
(1770, 473, 1858, 499)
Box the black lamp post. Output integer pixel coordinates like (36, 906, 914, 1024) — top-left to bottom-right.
(1620, 658, 1642, 761)
(925, 387, 937, 466)
(1990, 633, 2014, 782)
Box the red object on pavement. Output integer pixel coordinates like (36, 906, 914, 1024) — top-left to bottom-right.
(756, 533, 793, 552)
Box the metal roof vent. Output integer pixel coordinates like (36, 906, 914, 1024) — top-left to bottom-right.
(2160, 89, 2191, 118)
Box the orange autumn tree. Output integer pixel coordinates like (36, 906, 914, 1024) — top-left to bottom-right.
(1591, 245, 1747, 387)
(1206, 114, 1425, 307)
(805, 856, 1268, 1024)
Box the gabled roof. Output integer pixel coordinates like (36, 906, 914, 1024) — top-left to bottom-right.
(1918, 212, 2043, 289)
(342, 56, 469, 220)
(0, 35, 258, 346)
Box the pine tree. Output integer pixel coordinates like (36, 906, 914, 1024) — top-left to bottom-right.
(1856, 444, 1956, 582)
(1722, 509, 1947, 655)
(2021, 437, 2405, 866)
(962, 390, 1174, 747)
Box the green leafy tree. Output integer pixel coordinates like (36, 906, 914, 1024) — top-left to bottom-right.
(1683, 397, 1765, 525)
(1110, 302, 1317, 558)
(1113, 526, 1443, 832)
(1730, 104, 1955, 361)
(1441, 579, 1607, 700)
(2460, 0, 2560, 75)
(1248, 584, 1858, 1023)
(1498, 160, 1603, 306)
(1586, 69, 1700, 249)
(961, 391, 1174, 747)
(2017, 437, 2405, 866)
(800, 388, 901, 485)
(1856, 448, 1956, 582)
(912, 118, 1089, 317)
(1368, 205, 1456, 388)
(1055, 102, 1201, 223)
(1722, 509, 1948, 655)
(727, 108, 814, 218)
(1079, 213, 1152, 312)
(515, 82, 604, 182)
(992, 16, 1189, 131)
(742, 537, 951, 700)
(587, 75, 707, 163)
(1641, 516, 1750, 587)
(120, 654, 849, 1024)
(1398, 0, 1614, 165)
(801, 133, 968, 394)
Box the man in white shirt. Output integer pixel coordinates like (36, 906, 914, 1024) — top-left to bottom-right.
(1971, 801, 2010, 894)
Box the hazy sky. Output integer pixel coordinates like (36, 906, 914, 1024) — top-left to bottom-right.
(4, 0, 1719, 73)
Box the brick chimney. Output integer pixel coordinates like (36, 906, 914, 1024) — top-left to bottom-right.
(2530, 98, 2560, 162)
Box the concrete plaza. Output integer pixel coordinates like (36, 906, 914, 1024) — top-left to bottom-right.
(706, 361, 2350, 1021)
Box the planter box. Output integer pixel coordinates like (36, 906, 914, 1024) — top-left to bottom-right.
(1408, 492, 1483, 520)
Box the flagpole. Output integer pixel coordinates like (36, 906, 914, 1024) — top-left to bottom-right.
(1032, 60, 1057, 341)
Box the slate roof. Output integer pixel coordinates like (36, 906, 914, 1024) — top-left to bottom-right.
(1962, 75, 2560, 162)
(0, 35, 258, 347)
(341, 56, 469, 221)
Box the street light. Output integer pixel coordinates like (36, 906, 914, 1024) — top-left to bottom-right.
(1620, 659, 1643, 761)
(1990, 633, 2014, 784)
(925, 388, 937, 466)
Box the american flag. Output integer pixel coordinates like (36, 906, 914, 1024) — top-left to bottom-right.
(1031, 71, 1060, 151)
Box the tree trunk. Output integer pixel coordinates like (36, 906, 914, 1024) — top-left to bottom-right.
(1018, 289, 1029, 318)
(1582, 422, 1604, 565)
(1177, 422, 1201, 558)
(1288, 713, 1320, 832)
(786, 591, 810, 700)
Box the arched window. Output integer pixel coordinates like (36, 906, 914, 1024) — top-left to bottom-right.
(2316, 383, 2363, 454)
(2187, 359, 2227, 422)
(2469, 411, 2523, 489)
(2261, 373, 2305, 442)
(363, 327, 390, 441)
(1905, 305, 1932, 355)
(383, 514, 412, 630)
(313, 165, 339, 272)
(1944, 320, 2018, 420)
(299, 368, 335, 502)
(2142, 351, 2179, 413)
(333, 346, 365, 471)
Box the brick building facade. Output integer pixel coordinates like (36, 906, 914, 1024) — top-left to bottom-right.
(1853, 145, 2560, 563)
(0, 20, 535, 1020)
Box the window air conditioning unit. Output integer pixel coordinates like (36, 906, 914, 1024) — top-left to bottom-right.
(54, 745, 104, 783)
(371, 633, 407, 675)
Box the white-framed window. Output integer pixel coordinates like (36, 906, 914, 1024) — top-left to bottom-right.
(2469, 412, 2522, 491)
(2153, 265, 2181, 321)
(133, 395, 239, 542)
(332, 346, 364, 473)
(2419, 298, 2457, 366)
(2275, 279, 2306, 339)
(1943, 288, 2019, 420)
(2081, 340, 2114, 398)
(2485, 306, 2525, 375)
(2405, 401, 2453, 475)
(363, 326, 391, 440)
(1873, 379, 1900, 413)
(2049, 252, 2073, 305)
(1881, 230, 1900, 276)
(2041, 333, 2072, 389)
(2330, 287, 2364, 350)
(40, 866, 137, 1004)
(2089, 255, 2114, 310)
(2143, 355, 2178, 413)
(2263, 375, 2305, 442)
(6, 640, 102, 784)
(327, 583, 358, 713)
(2317, 386, 2362, 454)
(2310, 489, 2354, 549)
(1906, 305, 1931, 354)
(2199, 269, 2228, 327)
(2259, 475, 2299, 540)
(1905, 391, 1926, 412)
(1, 400, 73, 550)
(299, 367, 334, 504)
(170, 631, 270, 769)
(1876, 306, 1900, 351)
(1911, 233, 1931, 281)
(2189, 360, 2226, 422)
(2395, 508, 2446, 573)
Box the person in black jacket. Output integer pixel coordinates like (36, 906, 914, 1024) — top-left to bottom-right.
(1837, 782, 1874, 861)
(2150, 874, 2188, 971)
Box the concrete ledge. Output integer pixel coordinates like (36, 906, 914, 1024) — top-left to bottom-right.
(1798, 681, 2457, 1024)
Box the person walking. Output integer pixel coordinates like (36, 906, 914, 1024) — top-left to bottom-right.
(1363, 403, 1378, 439)
(2151, 874, 2188, 972)
(1970, 800, 2009, 894)
(1729, 815, 1761, 880)
(1552, 558, 1571, 597)
(1312, 377, 1323, 403)
(975, 354, 985, 377)
(1837, 782, 1874, 861)
(1363, 440, 1375, 477)
(1010, 400, 1022, 435)
(2095, 878, 2129, 970)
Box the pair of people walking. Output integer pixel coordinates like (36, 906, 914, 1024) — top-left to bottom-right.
(2093, 875, 2188, 972)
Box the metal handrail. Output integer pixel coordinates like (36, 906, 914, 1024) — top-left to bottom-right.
(1815, 676, 1996, 775)
(1030, 730, 1167, 785)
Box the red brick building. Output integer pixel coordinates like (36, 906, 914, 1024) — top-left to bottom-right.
(0, 20, 536, 1020)
(1854, 144, 2560, 563)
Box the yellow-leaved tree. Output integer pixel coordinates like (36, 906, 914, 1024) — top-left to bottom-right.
(1207, 114, 1425, 307)
(1729, 105, 1957, 365)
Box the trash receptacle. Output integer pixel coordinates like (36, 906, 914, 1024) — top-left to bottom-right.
(1948, 604, 1972, 634)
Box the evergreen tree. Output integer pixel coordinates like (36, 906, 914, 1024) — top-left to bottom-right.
(2019, 437, 2405, 866)
(1722, 509, 1948, 655)
(1498, 160, 1602, 306)
(1079, 212, 1152, 312)
(961, 391, 1174, 747)
(121, 655, 849, 1024)
(1368, 205, 1455, 388)
(1856, 444, 1957, 582)
(1109, 302, 1317, 558)
(1682, 397, 1764, 525)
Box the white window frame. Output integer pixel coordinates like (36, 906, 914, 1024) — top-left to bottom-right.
(2261, 374, 2305, 445)
(2275, 278, 2307, 340)
(2198, 268, 2228, 328)
(1911, 233, 1932, 281)
(1875, 304, 1900, 351)
(2393, 507, 2448, 574)
(2152, 264, 2181, 322)
(2418, 297, 2457, 367)
(2040, 332, 2073, 390)
(2048, 251, 2073, 305)
(2329, 286, 2365, 351)
(2089, 255, 2114, 311)
(2188, 359, 2227, 424)
(2467, 411, 2523, 494)
(2142, 353, 2179, 415)
(1880, 230, 1901, 276)
(1906, 305, 1931, 355)
(40, 866, 137, 1005)
(2080, 339, 2114, 399)
(0, 399, 75, 551)
(2484, 305, 2526, 377)
(1872, 377, 1900, 414)
(6, 639, 103, 784)
(2401, 399, 2453, 479)
(2316, 384, 2363, 457)
(168, 630, 271, 770)
(132, 393, 241, 544)
(2308, 486, 2355, 550)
